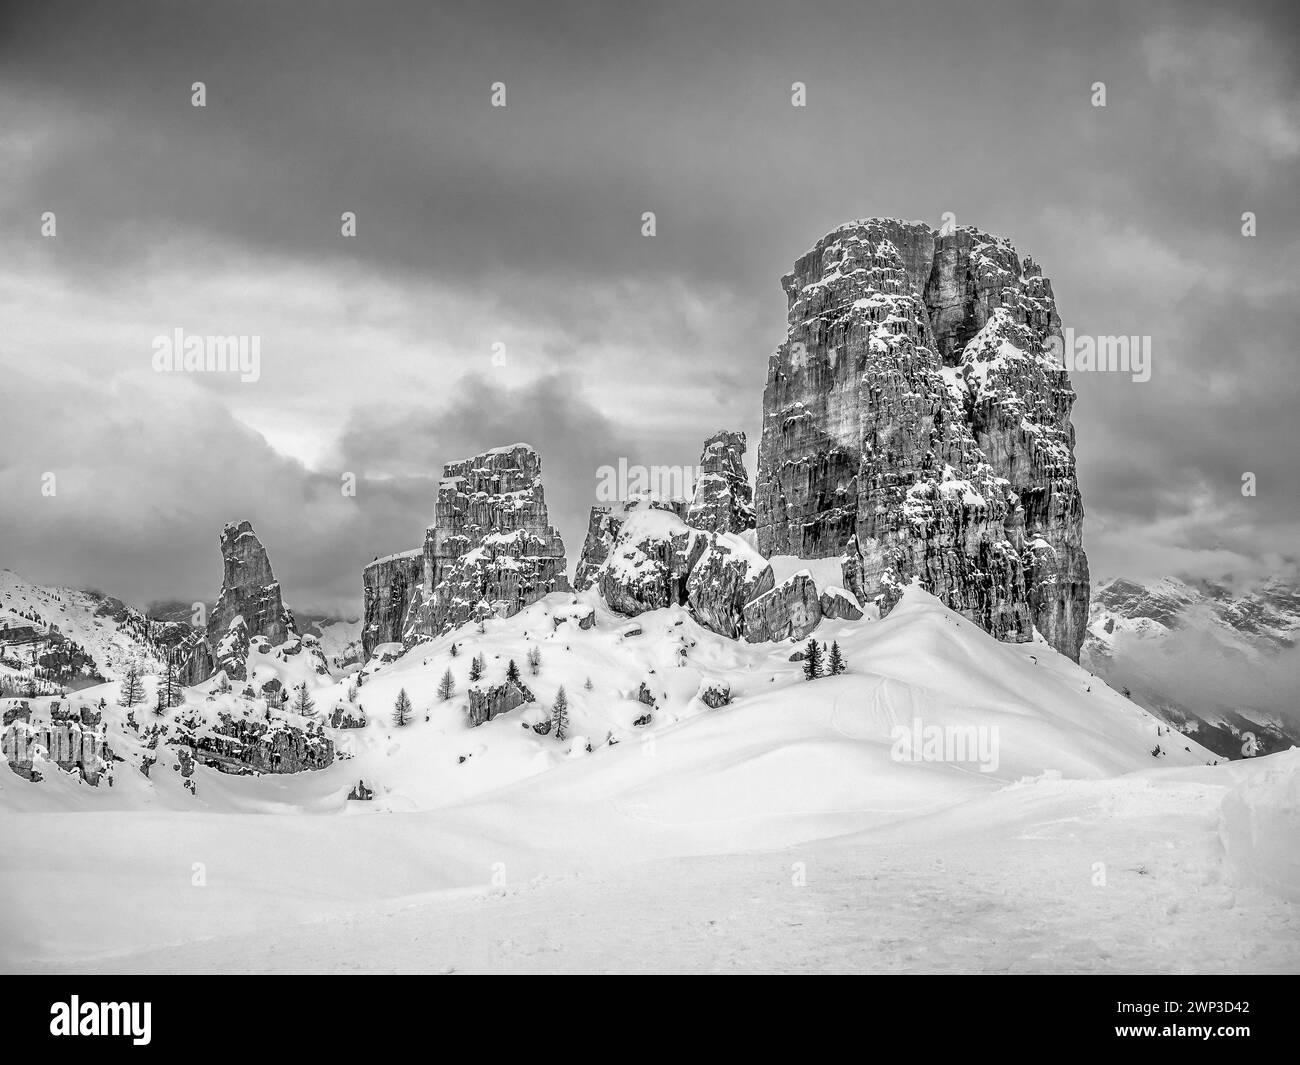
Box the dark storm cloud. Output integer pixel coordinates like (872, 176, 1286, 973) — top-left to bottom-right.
(334, 371, 660, 568)
(0, 0, 1297, 610)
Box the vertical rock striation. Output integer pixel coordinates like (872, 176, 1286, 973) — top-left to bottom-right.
(362, 444, 569, 657)
(179, 521, 298, 683)
(361, 549, 422, 660)
(754, 219, 1089, 660)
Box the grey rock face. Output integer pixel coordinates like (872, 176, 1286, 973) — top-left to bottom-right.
(754, 218, 1089, 660)
(364, 444, 569, 655)
(819, 588, 863, 621)
(362, 549, 422, 660)
(210, 521, 293, 645)
(685, 430, 756, 535)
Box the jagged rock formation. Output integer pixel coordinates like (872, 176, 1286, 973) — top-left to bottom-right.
(576, 497, 795, 641)
(574, 428, 866, 644)
(178, 522, 299, 684)
(209, 521, 293, 645)
(362, 444, 569, 658)
(754, 218, 1089, 660)
(685, 430, 756, 535)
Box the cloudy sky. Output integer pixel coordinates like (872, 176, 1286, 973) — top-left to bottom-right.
(1, 0, 1296, 616)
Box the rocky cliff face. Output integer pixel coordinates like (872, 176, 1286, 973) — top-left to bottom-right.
(363, 444, 569, 656)
(361, 549, 422, 659)
(179, 521, 298, 684)
(754, 218, 1089, 660)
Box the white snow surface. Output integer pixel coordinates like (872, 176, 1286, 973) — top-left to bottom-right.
(1, 584, 1296, 974)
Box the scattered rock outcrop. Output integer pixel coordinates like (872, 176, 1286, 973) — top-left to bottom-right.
(363, 444, 570, 658)
(185, 710, 334, 774)
(754, 218, 1089, 660)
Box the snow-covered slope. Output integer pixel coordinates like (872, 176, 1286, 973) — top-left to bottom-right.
(0, 569, 183, 693)
(1083, 573, 1300, 759)
(8, 584, 1292, 975)
(0, 584, 1217, 815)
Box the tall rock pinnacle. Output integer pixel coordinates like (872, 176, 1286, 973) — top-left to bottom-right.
(754, 218, 1089, 660)
(179, 520, 297, 683)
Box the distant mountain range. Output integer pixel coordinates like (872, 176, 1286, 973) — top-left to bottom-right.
(1083, 573, 1300, 760)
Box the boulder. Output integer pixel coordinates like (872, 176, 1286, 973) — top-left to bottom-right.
(743, 572, 823, 643)
(819, 587, 864, 621)
(466, 679, 534, 728)
(699, 681, 731, 709)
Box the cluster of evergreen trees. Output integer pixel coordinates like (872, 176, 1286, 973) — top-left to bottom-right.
(802, 638, 846, 681)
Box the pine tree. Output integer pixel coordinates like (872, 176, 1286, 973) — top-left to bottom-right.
(802, 637, 823, 681)
(552, 685, 569, 741)
(119, 661, 145, 707)
(437, 668, 455, 701)
(527, 646, 541, 676)
(393, 687, 413, 727)
(291, 682, 315, 716)
(469, 654, 484, 682)
(161, 654, 183, 708)
(506, 658, 521, 685)
(584, 676, 593, 691)
(450, 642, 459, 658)
(827, 641, 845, 676)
